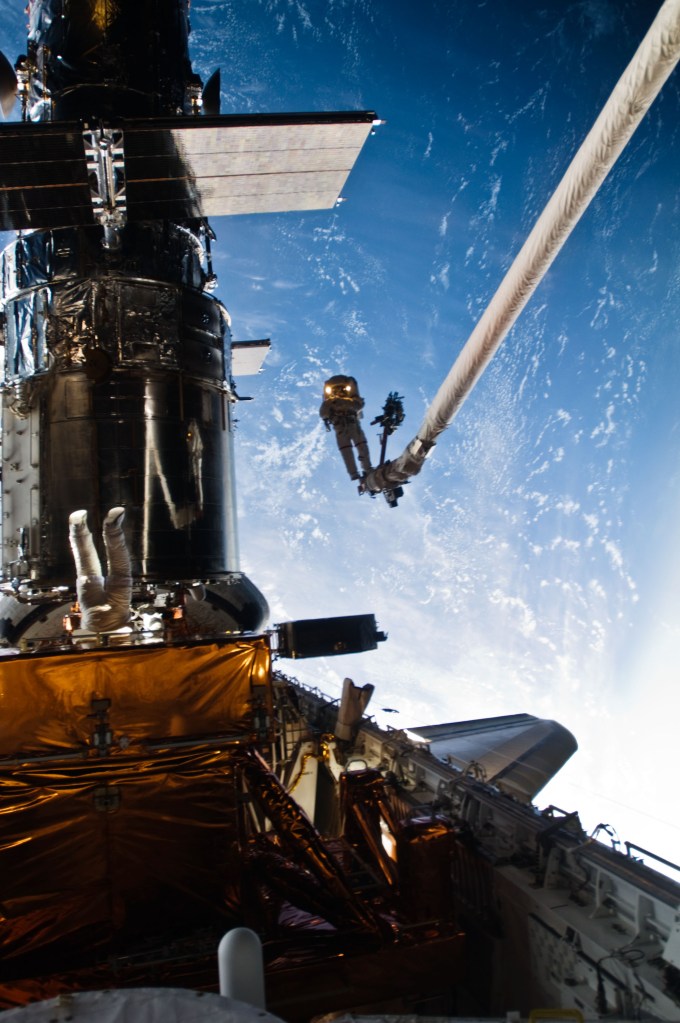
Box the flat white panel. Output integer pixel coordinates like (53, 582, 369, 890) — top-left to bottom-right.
(182, 146, 362, 176)
(197, 169, 348, 200)
(231, 341, 271, 376)
(163, 119, 374, 215)
(200, 191, 340, 216)
(170, 121, 373, 157)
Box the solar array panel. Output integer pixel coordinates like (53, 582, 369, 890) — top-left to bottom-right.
(0, 111, 376, 231)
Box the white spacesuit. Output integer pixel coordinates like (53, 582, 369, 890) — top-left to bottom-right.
(68, 507, 132, 632)
(319, 375, 372, 481)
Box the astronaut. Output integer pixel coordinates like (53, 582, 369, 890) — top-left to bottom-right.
(68, 507, 132, 632)
(319, 375, 373, 481)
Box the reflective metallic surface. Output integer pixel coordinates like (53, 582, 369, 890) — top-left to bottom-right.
(0, 638, 271, 756)
(1, 222, 240, 584)
(25, 0, 194, 120)
(0, 639, 270, 988)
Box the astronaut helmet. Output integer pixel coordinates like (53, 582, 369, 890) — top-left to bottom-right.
(323, 375, 361, 400)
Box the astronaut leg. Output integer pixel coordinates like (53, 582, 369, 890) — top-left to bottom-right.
(102, 507, 132, 627)
(102, 507, 129, 576)
(352, 425, 373, 475)
(69, 510, 102, 579)
(335, 427, 360, 480)
(69, 510, 107, 620)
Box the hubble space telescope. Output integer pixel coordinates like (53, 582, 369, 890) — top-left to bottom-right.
(0, 0, 377, 642)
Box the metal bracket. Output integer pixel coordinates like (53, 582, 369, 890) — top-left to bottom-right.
(82, 126, 127, 248)
(89, 696, 113, 755)
(93, 783, 121, 813)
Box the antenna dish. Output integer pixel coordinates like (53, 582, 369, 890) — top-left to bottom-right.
(202, 68, 221, 116)
(0, 51, 17, 118)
